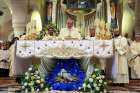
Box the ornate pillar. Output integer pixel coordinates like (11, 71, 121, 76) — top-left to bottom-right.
(11, 0, 28, 37)
(106, 0, 111, 23)
(135, 0, 140, 34)
(117, 0, 123, 33)
(52, 0, 57, 23)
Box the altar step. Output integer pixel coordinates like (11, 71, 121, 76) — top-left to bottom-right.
(0, 78, 140, 92)
(0, 77, 19, 87)
(129, 79, 140, 86)
(108, 80, 140, 92)
(0, 78, 140, 87)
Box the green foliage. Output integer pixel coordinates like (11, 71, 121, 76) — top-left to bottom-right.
(37, 22, 59, 39)
(44, 22, 59, 32)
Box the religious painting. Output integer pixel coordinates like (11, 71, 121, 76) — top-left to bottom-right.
(110, 0, 118, 30)
(46, 2, 53, 23)
(67, 0, 96, 9)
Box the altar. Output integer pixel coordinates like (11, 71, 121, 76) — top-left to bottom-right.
(0, 0, 137, 92)
(16, 39, 113, 72)
(15, 39, 113, 90)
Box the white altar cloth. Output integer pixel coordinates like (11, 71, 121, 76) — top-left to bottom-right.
(16, 40, 113, 58)
(93, 39, 113, 58)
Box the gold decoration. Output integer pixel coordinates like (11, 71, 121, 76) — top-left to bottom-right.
(95, 20, 112, 40)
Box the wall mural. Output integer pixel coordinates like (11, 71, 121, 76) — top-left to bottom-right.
(110, 0, 118, 31)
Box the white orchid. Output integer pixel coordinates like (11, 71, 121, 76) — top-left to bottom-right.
(25, 72, 29, 75)
(89, 78, 93, 82)
(94, 68, 99, 72)
(99, 80, 103, 83)
(45, 88, 49, 91)
(34, 75, 38, 77)
(41, 78, 44, 82)
(25, 76, 29, 80)
(25, 89, 28, 93)
(31, 76, 35, 80)
(96, 87, 100, 91)
(96, 77, 100, 79)
(78, 87, 81, 90)
(41, 84, 44, 88)
(24, 83, 28, 86)
(81, 67, 107, 92)
(98, 84, 101, 86)
(36, 80, 41, 84)
(28, 83, 33, 86)
(101, 75, 105, 79)
(37, 76, 41, 79)
(30, 73, 33, 75)
(104, 82, 107, 85)
(35, 71, 39, 74)
(28, 67, 32, 71)
(94, 83, 97, 87)
(83, 83, 86, 88)
(31, 87, 35, 92)
(36, 88, 40, 92)
(87, 84, 91, 88)
(92, 74, 96, 78)
(22, 86, 25, 89)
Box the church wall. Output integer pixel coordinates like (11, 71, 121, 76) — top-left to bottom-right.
(122, 0, 135, 39)
(0, 20, 12, 41)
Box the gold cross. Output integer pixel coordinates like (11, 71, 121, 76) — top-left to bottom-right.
(99, 41, 109, 51)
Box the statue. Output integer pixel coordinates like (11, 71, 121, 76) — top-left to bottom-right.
(110, 1, 118, 30)
(95, 19, 112, 40)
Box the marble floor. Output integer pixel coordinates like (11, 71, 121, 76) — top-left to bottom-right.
(0, 78, 140, 93)
(0, 87, 139, 93)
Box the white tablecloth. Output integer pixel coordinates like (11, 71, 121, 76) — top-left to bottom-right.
(16, 40, 113, 58)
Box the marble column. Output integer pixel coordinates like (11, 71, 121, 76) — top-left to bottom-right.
(11, 0, 28, 37)
(106, 0, 111, 23)
(52, 0, 57, 23)
(117, 0, 123, 33)
(135, 0, 140, 34)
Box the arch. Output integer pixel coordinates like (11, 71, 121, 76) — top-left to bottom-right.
(0, 0, 12, 41)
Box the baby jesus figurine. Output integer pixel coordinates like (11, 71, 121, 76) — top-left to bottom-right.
(56, 69, 77, 82)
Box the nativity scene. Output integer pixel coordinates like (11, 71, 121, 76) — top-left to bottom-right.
(0, 0, 139, 93)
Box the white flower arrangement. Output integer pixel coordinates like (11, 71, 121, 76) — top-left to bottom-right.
(82, 83, 86, 88)
(36, 80, 41, 84)
(24, 83, 28, 86)
(28, 67, 32, 71)
(80, 65, 107, 92)
(89, 78, 93, 82)
(21, 65, 50, 92)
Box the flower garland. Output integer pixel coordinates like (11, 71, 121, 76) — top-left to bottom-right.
(45, 59, 85, 91)
(21, 65, 50, 92)
(38, 22, 59, 39)
(44, 22, 59, 33)
(80, 65, 107, 93)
